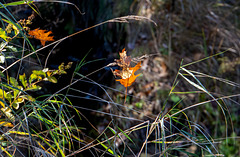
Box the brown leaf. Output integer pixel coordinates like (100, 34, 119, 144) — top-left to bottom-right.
(116, 48, 132, 68)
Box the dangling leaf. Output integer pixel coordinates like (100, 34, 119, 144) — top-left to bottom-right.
(28, 28, 54, 46)
(112, 48, 142, 88)
(115, 62, 141, 87)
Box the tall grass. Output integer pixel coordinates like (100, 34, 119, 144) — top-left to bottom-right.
(0, 1, 157, 156)
(0, 0, 239, 156)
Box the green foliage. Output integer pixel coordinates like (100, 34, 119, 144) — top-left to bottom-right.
(0, 60, 75, 156)
(170, 94, 181, 103)
(0, 1, 34, 8)
(135, 100, 143, 109)
(0, 28, 8, 41)
(1, 0, 239, 156)
(219, 133, 240, 156)
(0, 62, 72, 121)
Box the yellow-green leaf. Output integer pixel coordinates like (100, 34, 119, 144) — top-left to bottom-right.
(29, 73, 37, 84)
(10, 77, 18, 87)
(0, 89, 7, 98)
(0, 28, 8, 41)
(26, 84, 41, 91)
(32, 70, 46, 77)
(46, 76, 57, 83)
(19, 74, 27, 88)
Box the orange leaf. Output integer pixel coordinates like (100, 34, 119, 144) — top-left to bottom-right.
(115, 62, 141, 87)
(28, 28, 54, 46)
(112, 48, 142, 87)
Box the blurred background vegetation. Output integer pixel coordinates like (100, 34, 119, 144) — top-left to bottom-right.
(0, 0, 240, 156)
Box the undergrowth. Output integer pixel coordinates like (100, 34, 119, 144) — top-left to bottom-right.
(0, 0, 239, 157)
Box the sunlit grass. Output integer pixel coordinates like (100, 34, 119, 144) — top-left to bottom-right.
(0, 0, 239, 156)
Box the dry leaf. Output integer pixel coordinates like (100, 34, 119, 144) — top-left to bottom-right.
(28, 28, 54, 46)
(115, 62, 141, 87)
(115, 48, 132, 68)
(112, 48, 142, 87)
